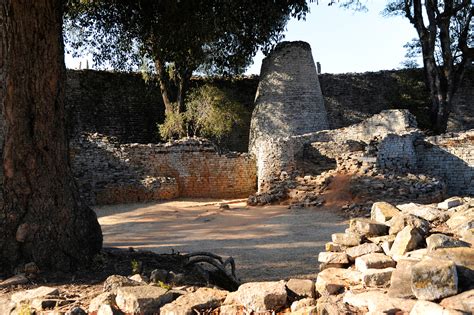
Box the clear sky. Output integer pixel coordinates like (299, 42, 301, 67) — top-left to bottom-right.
(65, 1, 420, 75)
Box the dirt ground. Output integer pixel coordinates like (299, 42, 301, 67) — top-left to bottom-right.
(96, 199, 347, 282)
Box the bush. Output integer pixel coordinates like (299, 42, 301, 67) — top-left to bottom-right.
(158, 85, 247, 142)
(158, 105, 186, 141)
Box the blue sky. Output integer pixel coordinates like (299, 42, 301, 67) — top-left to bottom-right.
(65, 1, 420, 74)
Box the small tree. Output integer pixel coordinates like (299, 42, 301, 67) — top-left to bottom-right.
(385, 0, 473, 133)
(158, 85, 247, 143)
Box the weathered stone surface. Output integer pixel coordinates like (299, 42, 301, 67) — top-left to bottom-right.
(103, 275, 141, 293)
(411, 259, 458, 301)
(115, 285, 174, 314)
(425, 247, 474, 290)
(440, 289, 474, 313)
(88, 292, 116, 313)
(398, 202, 446, 222)
(371, 202, 400, 223)
(129, 274, 148, 283)
(290, 297, 317, 312)
(291, 306, 318, 314)
(315, 268, 361, 296)
(426, 234, 470, 251)
(401, 248, 428, 261)
(0, 274, 28, 287)
(325, 242, 345, 252)
(316, 295, 356, 315)
(319, 262, 347, 271)
(160, 287, 227, 315)
(331, 232, 362, 246)
(286, 278, 315, 299)
(390, 225, 423, 258)
(345, 242, 382, 261)
(387, 214, 430, 236)
(349, 218, 389, 236)
(219, 304, 245, 315)
(362, 267, 395, 287)
(343, 290, 416, 314)
(409, 300, 463, 315)
(11, 286, 59, 304)
(97, 304, 122, 315)
(438, 198, 462, 210)
(0, 296, 15, 315)
(355, 253, 396, 272)
(150, 269, 168, 283)
(388, 259, 417, 298)
(446, 208, 474, 230)
(232, 281, 287, 312)
(368, 234, 396, 245)
(318, 252, 349, 264)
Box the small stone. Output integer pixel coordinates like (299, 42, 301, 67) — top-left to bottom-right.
(438, 198, 462, 210)
(97, 304, 122, 315)
(219, 203, 230, 210)
(426, 234, 470, 251)
(440, 289, 474, 313)
(232, 281, 287, 312)
(160, 287, 228, 315)
(290, 297, 317, 312)
(371, 202, 400, 223)
(318, 252, 349, 264)
(331, 232, 362, 246)
(319, 263, 347, 271)
(115, 285, 174, 314)
(24, 262, 40, 274)
(11, 286, 59, 304)
(387, 213, 430, 236)
(355, 253, 396, 272)
(150, 269, 168, 283)
(411, 259, 458, 301)
(345, 242, 382, 261)
(88, 292, 116, 313)
(388, 259, 417, 298)
(315, 268, 361, 296)
(398, 203, 446, 222)
(129, 274, 147, 283)
(343, 290, 416, 314)
(425, 247, 474, 290)
(409, 300, 458, 315)
(349, 218, 389, 236)
(362, 267, 395, 287)
(286, 279, 315, 299)
(0, 273, 28, 287)
(325, 242, 345, 252)
(390, 226, 423, 258)
(103, 275, 141, 293)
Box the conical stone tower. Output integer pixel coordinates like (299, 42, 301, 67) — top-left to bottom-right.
(249, 41, 329, 192)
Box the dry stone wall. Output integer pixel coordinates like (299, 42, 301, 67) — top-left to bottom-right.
(249, 41, 329, 158)
(71, 134, 256, 205)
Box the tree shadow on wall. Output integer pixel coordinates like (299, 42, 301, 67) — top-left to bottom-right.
(70, 134, 176, 207)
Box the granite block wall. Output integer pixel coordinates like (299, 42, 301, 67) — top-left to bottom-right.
(71, 134, 256, 205)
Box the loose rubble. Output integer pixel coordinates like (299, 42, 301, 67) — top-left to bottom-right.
(1, 197, 473, 314)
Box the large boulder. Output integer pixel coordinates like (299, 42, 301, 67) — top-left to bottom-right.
(115, 285, 174, 314)
(411, 259, 458, 301)
(160, 287, 228, 315)
(231, 281, 287, 312)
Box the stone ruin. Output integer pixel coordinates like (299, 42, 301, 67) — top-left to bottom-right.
(249, 41, 329, 191)
(249, 41, 474, 212)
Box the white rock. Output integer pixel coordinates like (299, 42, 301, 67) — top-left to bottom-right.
(11, 286, 59, 304)
(438, 198, 462, 210)
(390, 225, 423, 259)
(318, 252, 349, 264)
(115, 286, 174, 314)
(410, 300, 464, 315)
(232, 281, 287, 312)
(371, 202, 400, 223)
(355, 253, 396, 272)
(315, 268, 361, 296)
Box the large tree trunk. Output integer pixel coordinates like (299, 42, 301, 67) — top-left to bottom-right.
(0, 0, 102, 273)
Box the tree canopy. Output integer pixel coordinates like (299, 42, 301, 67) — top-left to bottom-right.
(65, 0, 310, 112)
(385, 0, 473, 132)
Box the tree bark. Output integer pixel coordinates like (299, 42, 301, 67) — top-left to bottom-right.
(0, 0, 102, 273)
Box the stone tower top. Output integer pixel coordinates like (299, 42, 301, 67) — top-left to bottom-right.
(248, 40, 329, 157)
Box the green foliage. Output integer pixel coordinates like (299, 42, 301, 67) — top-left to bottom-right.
(131, 259, 141, 274)
(158, 106, 187, 141)
(185, 85, 246, 140)
(158, 85, 247, 142)
(154, 280, 172, 290)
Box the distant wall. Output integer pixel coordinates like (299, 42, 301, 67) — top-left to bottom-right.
(64, 68, 474, 152)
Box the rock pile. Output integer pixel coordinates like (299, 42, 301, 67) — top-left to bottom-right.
(2, 196, 473, 314)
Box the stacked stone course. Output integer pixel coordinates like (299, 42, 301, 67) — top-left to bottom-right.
(71, 134, 256, 205)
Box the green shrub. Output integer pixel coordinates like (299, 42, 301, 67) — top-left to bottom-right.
(158, 85, 247, 143)
(185, 84, 246, 140)
(158, 105, 186, 141)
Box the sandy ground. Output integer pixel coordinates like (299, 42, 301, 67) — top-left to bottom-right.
(96, 199, 347, 282)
